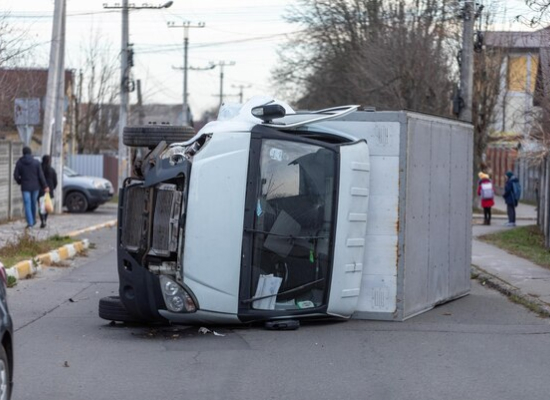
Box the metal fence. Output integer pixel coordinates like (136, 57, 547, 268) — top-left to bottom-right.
(515, 156, 539, 203)
(67, 154, 118, 192)
(485, 146, 539, 202)
(67, 154, 104, 177)
(538, 157, 550, 247)
(0, 141, 25, 222)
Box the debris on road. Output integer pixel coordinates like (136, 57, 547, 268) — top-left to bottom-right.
(198, 327, 225, 337)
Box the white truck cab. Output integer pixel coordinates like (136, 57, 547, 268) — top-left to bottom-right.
(102, 97, 371, 325)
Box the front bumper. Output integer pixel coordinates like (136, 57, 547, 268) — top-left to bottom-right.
(117, 247, 167, 322)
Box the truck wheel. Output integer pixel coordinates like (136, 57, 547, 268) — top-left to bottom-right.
(99, 296, 143, 323)
(123, 125, 196, 148)
(65, 192, 88, 213)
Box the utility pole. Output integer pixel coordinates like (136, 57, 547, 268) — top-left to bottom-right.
(103, 0, 173, 192)
(51, 0, 66, 213)
(168, 21, 205, 126)
(458, 1, 475, 123)
(42, 0, 66, 213)
(73, 69, 83, 155)
(231, 84, 251, 104)
(136, 79, 145, 125)
(209, 61, 236, 107)
(42, 0, 65, 157)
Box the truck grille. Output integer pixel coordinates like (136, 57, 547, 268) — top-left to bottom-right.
(120, 183, 182, 256)
(121, 185, 150, 252)
(151, 184, 182, 256)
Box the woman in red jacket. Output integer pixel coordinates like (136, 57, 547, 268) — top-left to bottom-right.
(477, 172, 495, 225)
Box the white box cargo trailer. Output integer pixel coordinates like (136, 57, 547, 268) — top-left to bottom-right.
(317, 111, 473, 320)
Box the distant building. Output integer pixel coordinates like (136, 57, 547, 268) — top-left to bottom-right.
(128, 103, 194, 127)
(0, 68, 74, 151)
(484, 28, 548, 139)
(482, 28, 550, 199)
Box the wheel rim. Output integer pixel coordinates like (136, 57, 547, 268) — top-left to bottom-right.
(0, 358, 8, 400)
(68, 194, 86, 212)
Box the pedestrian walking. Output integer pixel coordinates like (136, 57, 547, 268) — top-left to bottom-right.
(13, 146, 49, 228)
(477, 172, 494, 225)
(503, 170, 521, 227)
(38, 155, 58, 229)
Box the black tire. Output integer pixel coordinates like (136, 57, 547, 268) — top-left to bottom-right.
(0, 344, 11, 400)
(65, 191, 88, 213)
(99, 296, 142, 323)
(87, 205, 99, 212)
(123, 125, 196, 148)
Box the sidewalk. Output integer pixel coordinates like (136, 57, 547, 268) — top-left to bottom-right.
(472, 199, 550, 315)
(0, 203, 118, 249)
(473, 195, 537, 220)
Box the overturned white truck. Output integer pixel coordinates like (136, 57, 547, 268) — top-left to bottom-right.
(99, 97, 473, 325)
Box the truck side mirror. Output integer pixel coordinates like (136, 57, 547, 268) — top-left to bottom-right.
(251, 104, 286, 123)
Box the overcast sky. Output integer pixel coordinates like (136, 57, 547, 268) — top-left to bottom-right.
(2, 0, 540, 118)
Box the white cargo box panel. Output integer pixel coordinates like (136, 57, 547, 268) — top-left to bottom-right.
(317, 111, 472, 320)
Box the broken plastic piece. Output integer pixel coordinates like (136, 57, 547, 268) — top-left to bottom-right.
(198, 327, 225, 337)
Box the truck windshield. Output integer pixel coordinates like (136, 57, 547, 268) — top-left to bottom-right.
(249, 139, 337, 311)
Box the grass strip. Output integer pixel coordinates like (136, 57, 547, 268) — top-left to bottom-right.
(0, 232, 74, 267)
(478, 225, 550, 269)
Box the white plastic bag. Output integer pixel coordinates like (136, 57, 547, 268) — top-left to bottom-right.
(39, 196, 47, 214)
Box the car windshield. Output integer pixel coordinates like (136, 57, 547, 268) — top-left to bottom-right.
(248, 139, 337, 311)
(64, 166, 80, 177)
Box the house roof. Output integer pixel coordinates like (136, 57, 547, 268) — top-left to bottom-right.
(485, 27, 550, 49)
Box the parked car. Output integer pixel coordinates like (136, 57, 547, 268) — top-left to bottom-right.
(0, 263, 13, 400)
(63, 166, 114, 213)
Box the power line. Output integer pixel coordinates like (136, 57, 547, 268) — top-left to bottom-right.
(135, 30, 303, 54)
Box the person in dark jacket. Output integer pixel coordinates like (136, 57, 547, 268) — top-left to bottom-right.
(503, 171, 519, 227)
(13, 146, 49, 228)
(38, 155, 58, 228)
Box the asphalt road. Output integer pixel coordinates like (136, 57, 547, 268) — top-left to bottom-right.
(7, 228, 550, 400)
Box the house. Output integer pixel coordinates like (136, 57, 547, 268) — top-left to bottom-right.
(127, 103, 193, 127)
(482, 28, 550, 199)
(0, 68, 74, 152)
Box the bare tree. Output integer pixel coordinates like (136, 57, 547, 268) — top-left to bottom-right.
(522, 0, 550, 26)
(74, 31, 119, 154)
(273, 0, 461, 116)
(472, 45, 508, 177)
(0, 12, 32, 68)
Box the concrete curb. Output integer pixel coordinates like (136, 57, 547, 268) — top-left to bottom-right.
(471, 265, 550, 318)
(2, 218, 117, 282)
(65, 219, 117, 238)
(5, 239, 90, 280)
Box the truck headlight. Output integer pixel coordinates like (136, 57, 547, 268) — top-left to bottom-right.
(159, 275, 197, 313)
